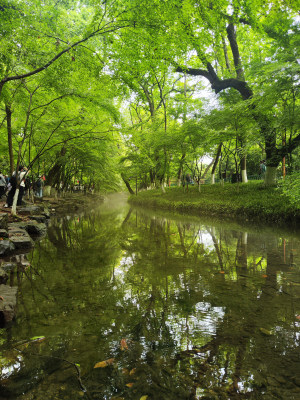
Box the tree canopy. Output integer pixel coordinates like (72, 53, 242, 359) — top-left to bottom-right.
(0, 0, 299, 194)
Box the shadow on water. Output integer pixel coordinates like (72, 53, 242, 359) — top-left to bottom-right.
(0, 198, 300, 400)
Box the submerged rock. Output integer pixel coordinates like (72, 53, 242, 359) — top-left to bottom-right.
(0, 239, 15, 255)
(0, 263, 17, 284)
(0, 284, 18, 324)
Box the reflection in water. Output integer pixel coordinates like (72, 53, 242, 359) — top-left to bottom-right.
(0, 202, 300, 400)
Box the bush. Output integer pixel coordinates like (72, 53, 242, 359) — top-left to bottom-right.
(279, 172, 300, 207)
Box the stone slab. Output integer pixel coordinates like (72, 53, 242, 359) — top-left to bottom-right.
(29, 215, 47, 223)
(17, 205, 42, 215)
(8, 228, 34, 249)
(9, 221, 47, 236)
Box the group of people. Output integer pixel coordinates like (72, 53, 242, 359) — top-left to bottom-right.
(0, 167, 45, 208)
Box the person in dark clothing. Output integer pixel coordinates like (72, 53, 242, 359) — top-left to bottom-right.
(4, 166, 28, 207)
(0, 171, 6, 199)
(259, 160, 266, 178)
(4, 174, 17, 207)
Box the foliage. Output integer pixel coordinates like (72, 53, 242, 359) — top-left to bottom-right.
(280, 172, 300, 206)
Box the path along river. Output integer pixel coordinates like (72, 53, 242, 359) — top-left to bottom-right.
(0, 194, 299, 400)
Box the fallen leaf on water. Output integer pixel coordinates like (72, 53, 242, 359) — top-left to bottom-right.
(259, 328, 272, 336)
(126, 383, 134, 388)
(94, 358, 115, 368)
(120, 338, 128, 350)
(129, 368, 136, 375)
(30, 336, 46, 343)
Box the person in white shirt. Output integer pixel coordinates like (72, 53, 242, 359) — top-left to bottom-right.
(17, 166, 28, 206)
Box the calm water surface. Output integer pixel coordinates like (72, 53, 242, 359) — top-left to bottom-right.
(0, 195, 300, 400)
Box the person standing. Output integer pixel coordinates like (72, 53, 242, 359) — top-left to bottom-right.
(4, 170, 18, 207)
(17, 167, 29, 205)
(35, 176, 43, 197)
(0, 171, 7, 199)
(259, 160, 266, 178)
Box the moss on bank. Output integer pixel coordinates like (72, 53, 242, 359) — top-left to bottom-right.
(128, 181, 300, 226)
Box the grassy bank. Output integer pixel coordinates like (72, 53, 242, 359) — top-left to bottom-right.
(129, 181, 300, 226)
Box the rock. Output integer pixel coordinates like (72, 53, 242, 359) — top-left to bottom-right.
(0, 240, 15, 255)
(8, 228, 34, 249)
(0, 213, 8, 229)
(24, 222, 47, 236)
(0, 285, 18, 324)
(9, 221, 47, 236)
(29, 214, 47, 223)
(0, 229, 8, 238)
(41, 209, 51, 219)
(0, 263, 17, 284)
(17, 205, 42, 215)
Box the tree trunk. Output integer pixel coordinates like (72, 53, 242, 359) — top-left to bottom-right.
(241, 155, 248, 183)
(264, 133, 281, 186)
(265, 167, 277, 186)
(6, 104, 14, 175)
(46, 147, 66, 187)
(11, 188, 19, 216)
(211, 143, 222, 184)
(121, 173, 135, 195)
(211, 173, 215, 184)
(177, 153, 186, 186)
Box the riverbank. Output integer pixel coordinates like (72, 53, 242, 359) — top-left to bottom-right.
(128, 181, 300, 226)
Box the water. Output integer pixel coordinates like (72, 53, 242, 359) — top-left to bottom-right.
(0, 196, 300, 399)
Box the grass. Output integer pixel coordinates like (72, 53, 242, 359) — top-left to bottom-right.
(128, 181, 300, 225)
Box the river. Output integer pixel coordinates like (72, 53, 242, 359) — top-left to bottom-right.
(0, 194, 299, 400)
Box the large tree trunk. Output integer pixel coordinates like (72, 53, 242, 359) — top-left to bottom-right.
(265, 167, 277, 186)
(264, 133, 281, 186)
(46, 146, 66, 187)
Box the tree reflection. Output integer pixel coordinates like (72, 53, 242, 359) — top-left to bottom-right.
(0, 207, 299, 399)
